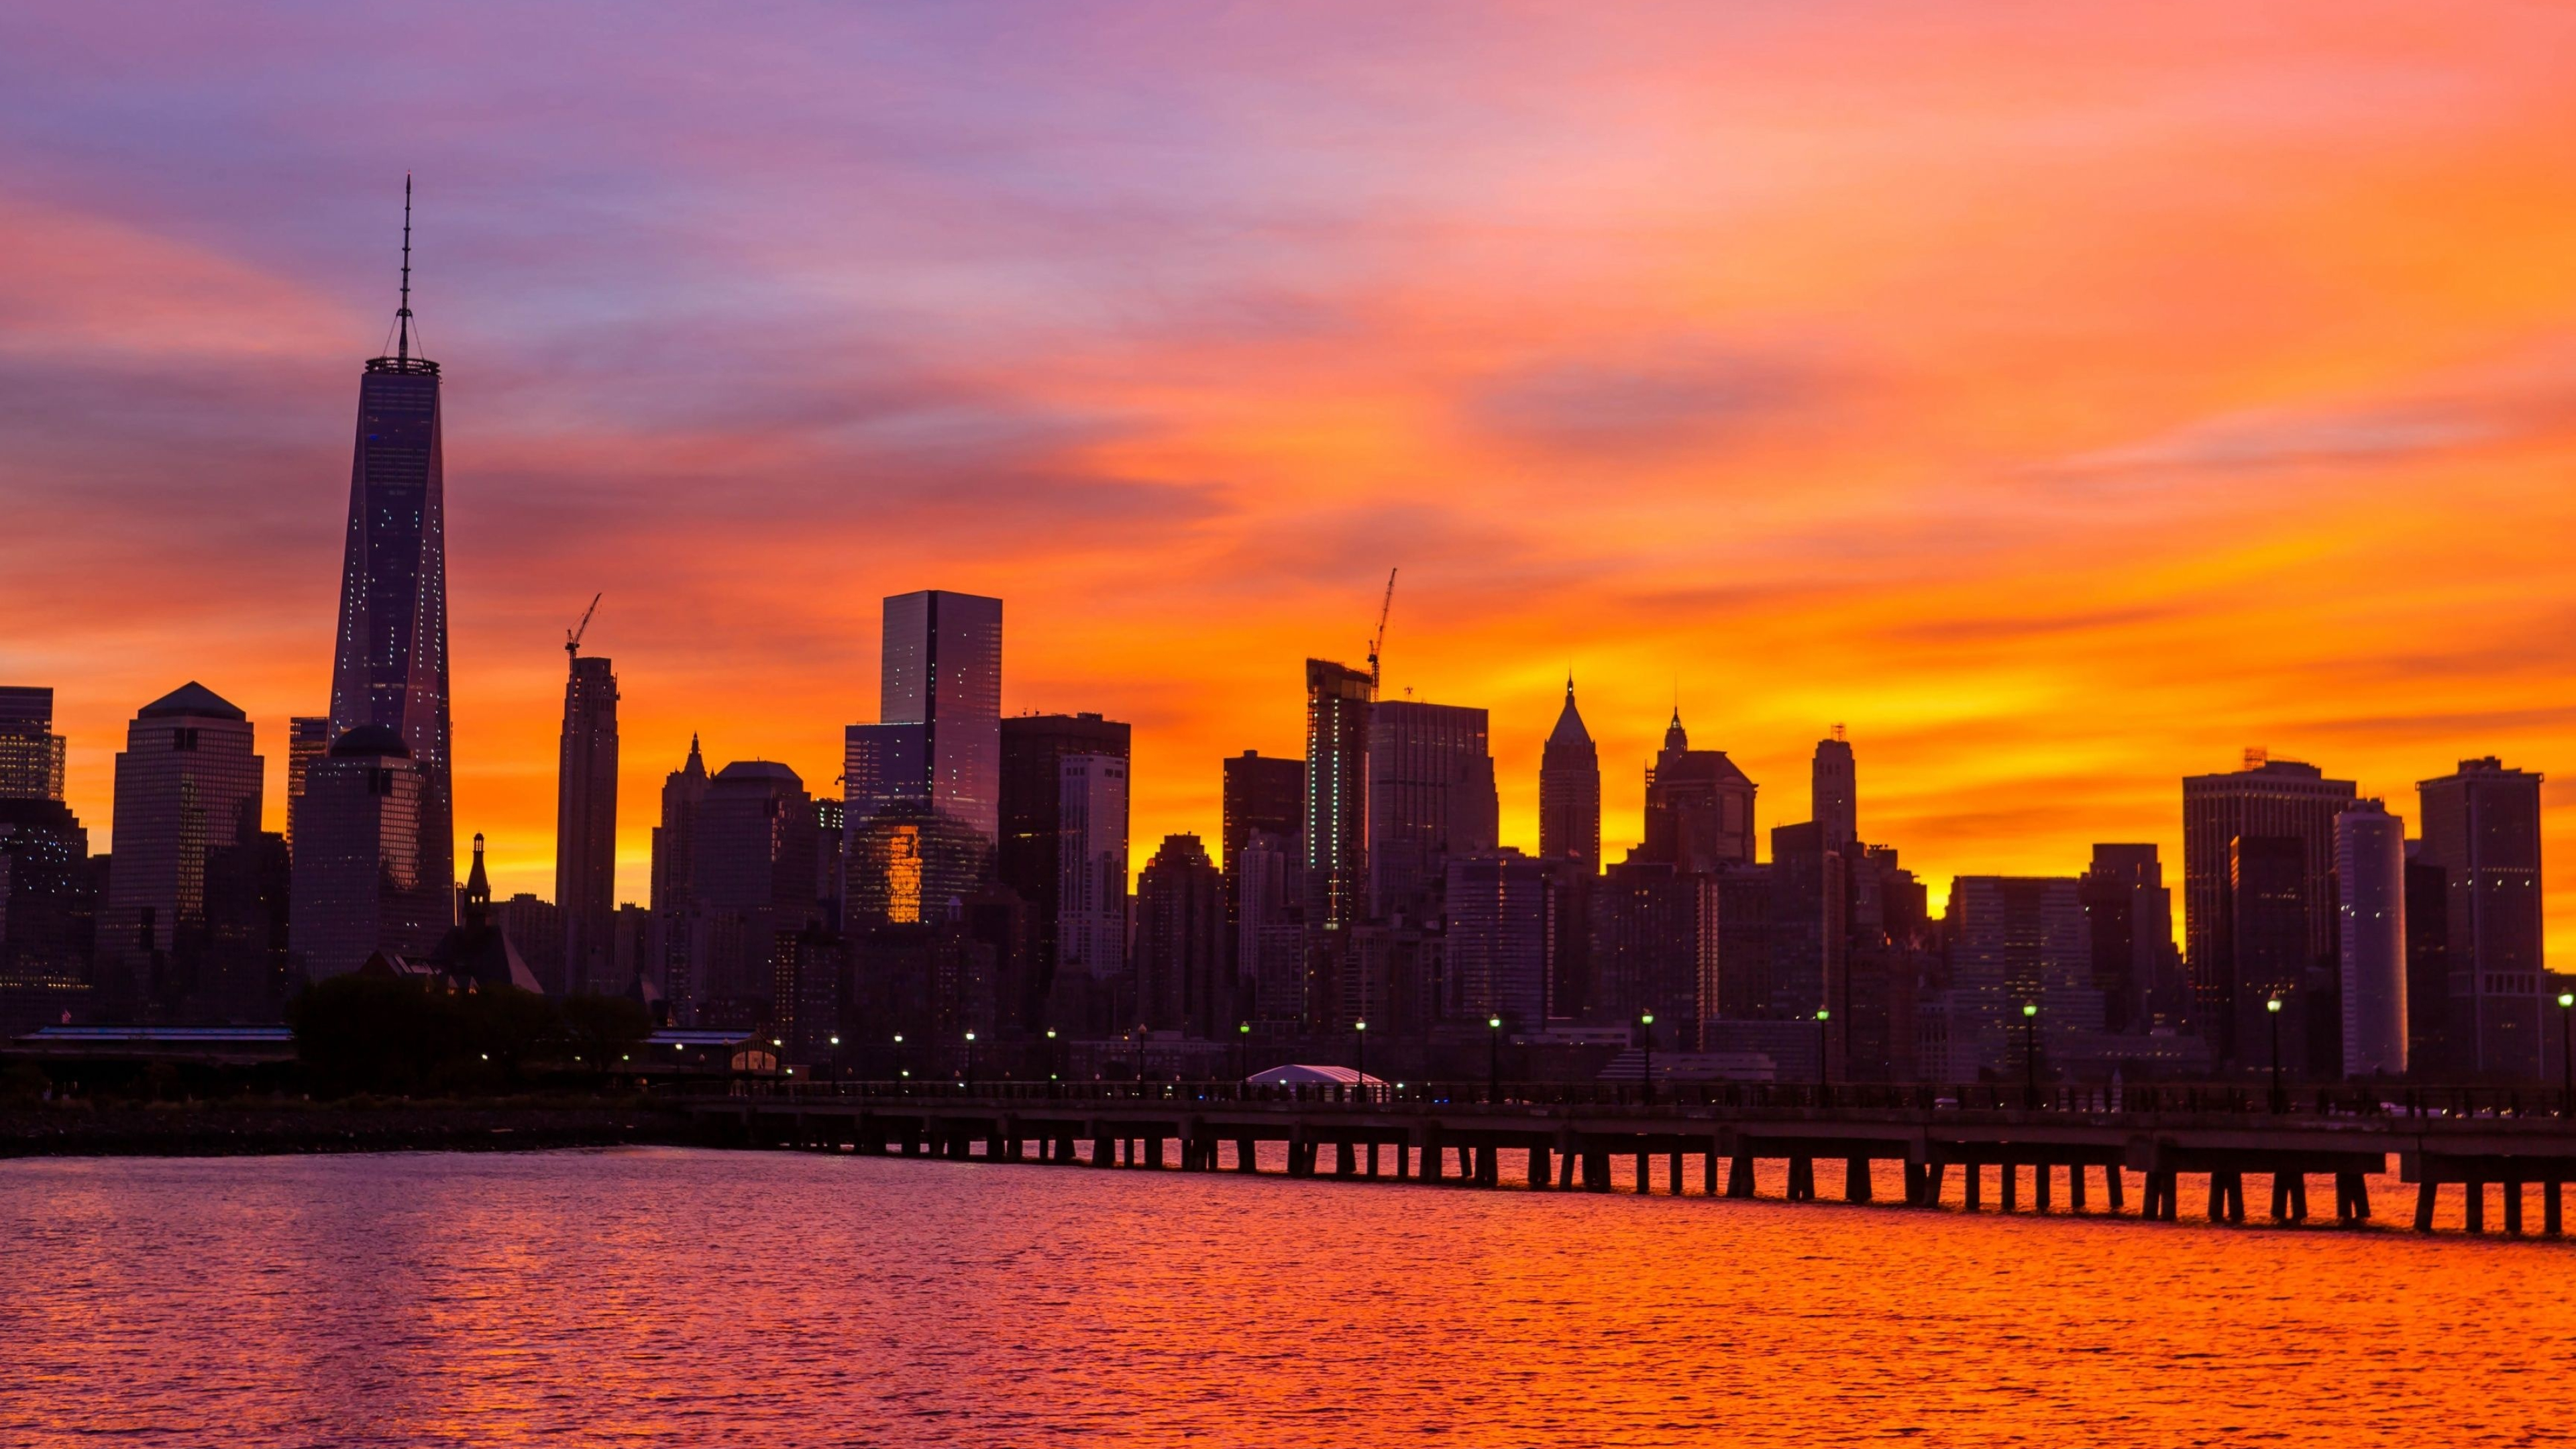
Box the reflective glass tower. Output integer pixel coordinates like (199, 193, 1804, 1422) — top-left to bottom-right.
(327, 180, 453, 925)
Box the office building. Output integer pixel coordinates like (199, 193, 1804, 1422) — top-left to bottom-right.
(109, 684, 265, 1005)
(1592, 859, 1718, 1042)
(2079, 844, 2180, 1034)
(2417, 757, 2546, 1076)
(2404, 843, 2451, 1075)
(1055, 753, 1130, 996)
(1304, 658, 1373, 1027)
(2335, 800, 2408, 1077)
(494, 893, 565, 995)
(1947, 875, 2096, 1077)
(1538, 678, 1601, 872)
(2229, 835, 2324, 1076)
(1367, 699, 1497, 924)
(556, 652, 619, 996)
(1237, 827, 1306, 1028)
(0, 686, 67, 802)
(2182, 753, 2354, 1059)
(998, 712, 1130, 1012)
(1812, 731, 1856, 853)
(284, 716, 329, 857)
(688, 761, 820, 1026)
(327, 191, 455, 923)
(649, 736, 710, 1014)
(0, 796, 96, 1035)
(1133, 834, 1224, 1036)
(1642, 711, 1758, 871)
(873, 589, 1003, 842)
(1446, 849, 1555, 1028)
(290, 724, 441, 979)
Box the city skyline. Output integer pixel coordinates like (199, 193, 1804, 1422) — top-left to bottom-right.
(2, 6, 2573, 963)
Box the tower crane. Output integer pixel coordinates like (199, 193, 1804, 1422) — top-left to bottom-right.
(1366, 568, 1397, 696)
(566, 592, 602, 667)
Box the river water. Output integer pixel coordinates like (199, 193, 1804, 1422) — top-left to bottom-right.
(1, 1146, 2567, 1446)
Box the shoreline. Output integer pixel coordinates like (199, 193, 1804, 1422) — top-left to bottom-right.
(0, 1100, 706, 1159)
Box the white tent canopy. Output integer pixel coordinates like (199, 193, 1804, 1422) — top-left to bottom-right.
(1244, 1064, 1386, 1087)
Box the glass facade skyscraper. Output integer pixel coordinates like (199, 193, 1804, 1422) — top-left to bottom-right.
(878, 590, 1002, 845)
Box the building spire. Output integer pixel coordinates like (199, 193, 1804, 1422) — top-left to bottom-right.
(396, 174, 414, 364)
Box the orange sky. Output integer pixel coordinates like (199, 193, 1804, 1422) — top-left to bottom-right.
(1, 3, 2571, 958)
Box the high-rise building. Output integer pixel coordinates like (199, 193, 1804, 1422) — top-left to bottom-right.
(649, 736, 710, 1013)
(109, 684, 264, 1004)
(494, 892, 565, 994)
(0, 687, 67, 802)
(1367, 700, 1498, 924)
(875, 590, 1004, 843)
(2404, 844, 2451, 1075)
(1947, 875, 2096, 1077)
(2335, 800, 2408, 1078)
(327, 186, 454, 929)
(1446, 849, 1555, 1028)
(1768, 820, 1843, 1022)
(1237, 827, 1306, 1027)
(2417, 757, 2545, 1077)
(1812, 730, 1856, 853)
(845, 802, 989, 933)
(2078, 844, 2180, 1034)
(290, 724, 441, 979)
(1055, 753, 1130, 993)
(1303, 658, 1373, 1027)
(1538, 678, 1601, 872)
(0, 796, 96, 1036)
(688, 761, 820, 1026)
(1591, 859, 1718, 1042)
(2228, 833, 2330, 1077)
(284, 716, 329, 857)
(1133, 834, 1224, 1037)
(555, 653, 619, 996)
(998, 712, 1130, 1011)
(1642, 711, 1758, 871)
(771, 924, 847, 1070)
(2182, 754, 2354, 1058)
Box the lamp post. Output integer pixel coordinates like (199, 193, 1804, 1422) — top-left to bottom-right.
(1488, 1016, 1503, 1102)
(2559, 993, 2574, 1115)
(1236, 1021, 1250, 1085)
(894, 1032, 907, 1084)
(963, 1030, 977, 1093)
(2021, 1002, 2039, 1108)
(828, 1033, 841, 1083)
(1815, 1008, 1831, 1089)
(2265, 996, 2284, 1113)
(1045, 1028, 1059, 1083)
(1638, 1012, 1656, 1105)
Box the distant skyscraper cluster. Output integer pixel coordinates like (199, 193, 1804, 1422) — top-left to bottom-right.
(0, 193, 2557, 1089)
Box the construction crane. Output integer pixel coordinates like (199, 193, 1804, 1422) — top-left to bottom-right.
(1365, 567, 1397, 695)
(566, 592, 602, 667)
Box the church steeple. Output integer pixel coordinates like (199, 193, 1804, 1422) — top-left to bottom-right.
(464, 831, 491, 928)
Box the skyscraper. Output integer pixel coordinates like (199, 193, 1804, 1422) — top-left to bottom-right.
(109, 684, 264, 1004)
(1537, 678, 1601, 872)
(1366, 699, 1498, 924)
(649, 736, 710, 1012)
(2229, 835, 2316, 1075)
(327, 183, 454, 926)
(1222, 751, 1304, 879)
(689, 760, 819, 1026)
(555, 652, 619, 996)
(1947, 875, 2096, 1076)
(1812, 730, 1856, 853)
(998, 712, 1130, 1010)
(2334, 799, 2407, 1078)
(1133, 834, 1224, 1037)
(873, 590, 1003, 843)
(2417, 757, 2545, 1077)
(2181, 754, 2354, 1056)
(1446, 849, 1555, 1028)
(1055, 753, 1130, 1003)
(0, 794, 95, 1036)
(1641, 711, 1758, 870)
(1303, 658, 1373, 1027)
(2078, 844, 2180, 1034)
(284, 716, 329, 857)
(0, 687, 67, 802)
(290, 724, 441, 979)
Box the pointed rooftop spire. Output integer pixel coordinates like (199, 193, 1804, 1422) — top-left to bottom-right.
(1547, 674, 1592, 748)
(1662, 706, 1688, 755)
(395, 174, 414, 364)
(464, 831, 491, 925)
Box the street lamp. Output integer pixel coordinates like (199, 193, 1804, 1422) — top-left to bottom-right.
(2265, 996, 2284, 1112)
(2560, 993, 2574, 1114)
(829, 1034, 841, 1082)
(2021, 1002, 2039, 1106)
(1815, 1008, 1831, 1089)
(1354, 1020, 1369, 1099)
(1488, 1016, 1503, 1101)
(1639, 1013, 1656, 1104)
(1045, 1028, 1059, 1083)
(894, 1033, 907, 1084)
(1236, 1021, 1250, 1084)
(963, 1030, 977, 1092)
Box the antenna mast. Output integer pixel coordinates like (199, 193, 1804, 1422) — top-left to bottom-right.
(566, 592, 602, 669)
(394, 174, 416, 363)
(1366, 567, 1397, 696)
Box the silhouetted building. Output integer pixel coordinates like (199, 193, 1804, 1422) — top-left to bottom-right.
(1053, 753, 1129, 1031)
(649, 736, 710, 1015)
(1368, 700, 1497, 926)
(866, 589, 1003, 843)
(2335, 800, 2407, 1078)
(1642, 710, 1758, 871)
(328, 192, 455, 928)
(1134, 834, 1224, 1036)
(1707, 861, 1774, 1022)
(1538, 678, 1601, 873)
(2404, 845, 2451, 1075)
(2417, 757, 2545, 1077)
(846, 800, 989, 932)
(1768, 820, 1842, 1022)
(2080, 844, 2180, 1034)
(1446, 849, 1554, 1028)
(1237, 827, 1306, 1028)
(771, 924, 847, 1069)
(290, 724, 442, 979)
(284, 716, 329, 858)
(0, 797, 96, 1035)
(998, 712, 1129, 1020)
(2182, 754, 2353, 1057)
(0, 686, 67, 802)
(1304, 658, 1373, 1028)
(2228, 835, 2322, 1077)
(688, 761, 819, 1026)
(1593, 859, 1717, 1042)
(1813, 731, 1856, 853)
(1948, 875, 2094, 1077)
(556, 653, 619, 996)
(110, 684, 265, 1008)
(494, 893, 565, 994)
(425, 835, 543, 992)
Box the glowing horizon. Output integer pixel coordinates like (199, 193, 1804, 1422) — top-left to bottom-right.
(2, 3, 2571, 959)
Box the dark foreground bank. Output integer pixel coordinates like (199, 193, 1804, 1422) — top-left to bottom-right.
(0, 1099, 704, 1157)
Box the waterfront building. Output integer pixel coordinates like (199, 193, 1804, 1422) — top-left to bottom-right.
(999, 712, 1130, 1018)
(2078, 844, 2180, 1034)
(555, 653, 619, 996)
(2334, 800, 2408, 1077)
(0, 796, 96, 1035)
(649, 736, 710, 1015)
(2417, 757, 2546, 1077)
(2182, 754, 2355, 1060)
(1054, 753, 1130, 1027)
(1134, 834, 1224, 1036)
(1236, 827, 1306, 1029)
(688, 761, 819, 1026)
(1367, 699, 1497, 926)
(1946, 875, 2096, 1077)
(290, 724, 440, 979)
(1303, 659, 1373, 1028)
(1446, 849, 1554, 1028)
(109, 684, 264, 1004)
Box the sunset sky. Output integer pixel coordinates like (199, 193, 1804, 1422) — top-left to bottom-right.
(3, 3, 2571, 958)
